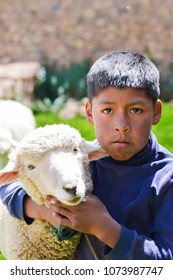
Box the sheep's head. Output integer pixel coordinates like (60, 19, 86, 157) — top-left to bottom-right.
(0, 124, 107, 206)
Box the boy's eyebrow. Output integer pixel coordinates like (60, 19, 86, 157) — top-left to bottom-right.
(98, 100, 149, 106)
(98, 101, 115, 105)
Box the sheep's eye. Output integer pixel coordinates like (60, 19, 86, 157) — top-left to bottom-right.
(27, 164, 35, 170)
(73, 147, 80, 153)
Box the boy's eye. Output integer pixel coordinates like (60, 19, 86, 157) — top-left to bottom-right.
(102, 108, 113, 114)
(130, 108, 141, 114)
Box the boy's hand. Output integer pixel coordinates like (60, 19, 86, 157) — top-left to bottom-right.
(46, 194, 121, 248)
(24, 196, 61, 228)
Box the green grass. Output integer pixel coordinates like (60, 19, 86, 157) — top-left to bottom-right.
(0, 253, 5, 260)
(152, 101, 173, 153)
(35, 112, 95, 140)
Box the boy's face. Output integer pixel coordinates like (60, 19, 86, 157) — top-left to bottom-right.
(85, 87, 162, 161)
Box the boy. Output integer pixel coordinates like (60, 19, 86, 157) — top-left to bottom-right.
(1, 51, 173, 259)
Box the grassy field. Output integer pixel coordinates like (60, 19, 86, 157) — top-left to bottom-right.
(35, 112, 96, 140)
(0, 101, 173, 260)
(0, 254, 5, 260)
(152, 101, 173, 152)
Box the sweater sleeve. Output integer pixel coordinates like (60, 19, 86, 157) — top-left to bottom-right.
(105, 184, 173, 260)
(105, 226, 172, 260)
(0, 181, 34, 224)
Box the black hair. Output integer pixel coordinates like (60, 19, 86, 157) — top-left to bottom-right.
(87, 51, 160, 104)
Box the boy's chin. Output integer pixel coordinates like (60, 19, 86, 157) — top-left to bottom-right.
(108, 151, 133, 161)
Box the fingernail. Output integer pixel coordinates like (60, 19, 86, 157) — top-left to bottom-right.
(50, 198, 56, 204)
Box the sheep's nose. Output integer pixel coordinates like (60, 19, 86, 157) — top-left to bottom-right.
(63, 185, 77, 195)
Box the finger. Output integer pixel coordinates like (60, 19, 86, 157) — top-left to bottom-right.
(46, 195, 62, 206)
(49, 204, 61, 212)
(49, 202, 74, 213)
(51, 211, 67, 228)
(45, 195, 55, 201)
(52, 211, 72, 229)
(56, 206, 72, 218)
(52, 211, 65, 219)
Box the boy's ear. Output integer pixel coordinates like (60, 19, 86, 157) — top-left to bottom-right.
(85, 101, 94, 125)
(152, 99, 162, 125)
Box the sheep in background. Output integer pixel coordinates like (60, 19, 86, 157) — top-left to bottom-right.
(0, 124, 107, 259)
(0, 99, 36, 169)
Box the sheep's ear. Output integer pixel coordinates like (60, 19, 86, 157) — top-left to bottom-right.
(84, 140, 108, 161)
(0, 161, 19, 185)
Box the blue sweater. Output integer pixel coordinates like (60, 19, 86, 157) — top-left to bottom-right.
(1, 133, 173, 259)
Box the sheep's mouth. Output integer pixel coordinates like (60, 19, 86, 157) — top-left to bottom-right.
(58, 196, 82, 206)
(69, 196, 81, 204)
(68, 196, 81, 205)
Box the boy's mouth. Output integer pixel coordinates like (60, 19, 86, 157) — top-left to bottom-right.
(112, 140, 129, 148)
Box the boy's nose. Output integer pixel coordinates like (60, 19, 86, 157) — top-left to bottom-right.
(114, 126, 129, 132)
(113, 116, 130, 132)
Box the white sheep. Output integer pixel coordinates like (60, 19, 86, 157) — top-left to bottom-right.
(0, 124, 107, 259)
(0, 99, 36, 169)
